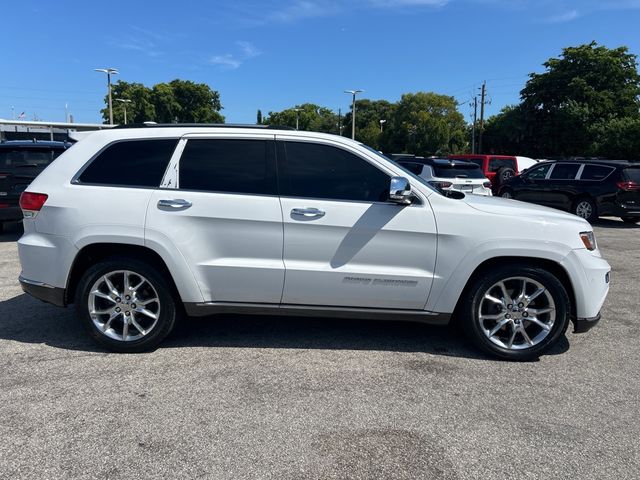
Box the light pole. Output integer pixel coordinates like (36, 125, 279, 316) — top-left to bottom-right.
(116, 98, 132, 125)
(94, 68, 119, 125)
(293, 108, 301, 130)
(344, 89, 363, 140)
(379, 119, 386, 133)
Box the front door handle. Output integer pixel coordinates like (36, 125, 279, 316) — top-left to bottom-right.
(158, 199, 192, 210)
(291, 207, 325, 218)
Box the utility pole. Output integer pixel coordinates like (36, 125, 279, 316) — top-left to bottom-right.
(293, 108, 301, 130)
(337, 108, 342, 135)
(94, 68, 119, 125)
(478, 81, 486, 154)
(470, 96, 478, 154)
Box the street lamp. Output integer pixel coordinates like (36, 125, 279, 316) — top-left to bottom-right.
(293, 108, 301, 130)
(116, 98, 132, 125)
(344, 89, 363, 140)
(94, 68, 119, 125)
(379, 119, 387, 133)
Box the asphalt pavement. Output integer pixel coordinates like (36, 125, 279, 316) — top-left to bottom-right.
(0, 219, 638, 479)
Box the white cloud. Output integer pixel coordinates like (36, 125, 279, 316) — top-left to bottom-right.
(237, 41, 262, 58)
(209, 54, 242, 70)
(545, 9, 579, 23)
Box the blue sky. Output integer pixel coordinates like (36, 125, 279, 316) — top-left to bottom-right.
(2, 0, 640, 124)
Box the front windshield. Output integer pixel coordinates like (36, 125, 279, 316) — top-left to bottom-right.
(359, 144, 441, 195)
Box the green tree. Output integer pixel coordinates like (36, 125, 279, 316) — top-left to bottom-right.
(342, 99, 396, 150)
(263, 104, 338, 133)
(257, 109, 263, 124)
(101, 81, 155, 124)
(485, 42, 640, 157)
(384, 92, 467, 156)
(101, 79, 224, 124)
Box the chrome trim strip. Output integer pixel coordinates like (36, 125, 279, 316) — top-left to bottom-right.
(184, 301, 451, 325)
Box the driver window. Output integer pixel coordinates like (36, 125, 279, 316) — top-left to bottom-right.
(526, 163, 552, 180)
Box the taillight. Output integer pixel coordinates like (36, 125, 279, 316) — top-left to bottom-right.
(429, 181, 453, 189)
(617, 181, 640, 191)
(483, 181, 492, 188)
(19, 192, 48, 218)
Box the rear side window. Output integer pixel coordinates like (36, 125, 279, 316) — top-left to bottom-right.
(580, 165, 615, 180)
(78, 139, 177, 187)
(549, 163, 580, 180)
(179, 139, 276, 195)
(279, 141, 389, 202)
(488, 158, 515, 172)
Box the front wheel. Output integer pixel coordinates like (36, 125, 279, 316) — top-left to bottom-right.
(461, 265, 570, 361)
(500, 189, 514, 199)
(75, 257, 177, 353)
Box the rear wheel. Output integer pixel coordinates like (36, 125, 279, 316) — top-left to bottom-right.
(75, 257, 177, 353)
(461, 265, 570, 361)
(496, 167, 516, 185)
(621, 217, 640, 224)
(572, 197, 597, 222)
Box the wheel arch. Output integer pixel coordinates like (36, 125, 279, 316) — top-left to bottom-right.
(65, 242, 201, 305)
(452, 256, 577, 321)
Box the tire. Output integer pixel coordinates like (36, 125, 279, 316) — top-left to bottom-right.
(460, 264, 570, 361)
(75, 257, 178, 353)
(621, 217, 640, 224)
(500, 189, 514, 199)
(495, 167, 516, 186)
(572, 197, 597, 222)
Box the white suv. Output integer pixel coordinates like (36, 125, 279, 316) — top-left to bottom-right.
(397, 158, 493, 196)
(17, 125, 610, 360)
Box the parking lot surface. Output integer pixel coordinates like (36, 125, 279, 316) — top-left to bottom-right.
(1, 219, 639, 480)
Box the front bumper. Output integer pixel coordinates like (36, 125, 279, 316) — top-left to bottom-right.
(19, 276, 66, 307)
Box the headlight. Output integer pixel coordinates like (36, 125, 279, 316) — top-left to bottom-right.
(579, 231, 597, 251)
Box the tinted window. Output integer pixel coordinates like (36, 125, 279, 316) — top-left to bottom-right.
(623, 167, 640, 182)
(488, 158, 516, 172)
(79, 139, 177, 187)
(432, 165, 484, 179)
(280, 141, 389, 202)
(549, 163, 580, 180)
(0, 147, 65, 168)
(179, 139, 276, 195)
(398, 162, 424, 175)
(525, 163, 552, 179)
(581, 165, 615, 181)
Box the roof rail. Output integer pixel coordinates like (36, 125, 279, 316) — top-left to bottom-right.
(113, 123, 296, 131)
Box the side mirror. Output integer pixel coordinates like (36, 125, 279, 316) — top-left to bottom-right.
(389, 176, 412, 204)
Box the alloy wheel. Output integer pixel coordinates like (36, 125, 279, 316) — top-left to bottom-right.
(477, 276, 556, 350)
(88, 270, 161, 341)
(575, 201, 593, 219)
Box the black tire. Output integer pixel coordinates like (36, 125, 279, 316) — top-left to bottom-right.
(460, 264, 570, 361)
(495, 167, 516, 186)
(500, 188, 514, 199)
(572, 197, 597, 222)
(621, 217, 640, 224)
(75, 257, 178, 353)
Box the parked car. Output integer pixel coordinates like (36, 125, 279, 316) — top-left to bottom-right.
(448, 154, 534, 192)
(0, 140, 71, 232)
(498, 159, 640, 223)
(18, 125, 610, 360)
(396, 157, 492, 196)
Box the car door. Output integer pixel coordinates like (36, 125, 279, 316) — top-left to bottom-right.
(145, 134, 285, 304)
(514, 162, 553, 204)
(276, 137, 437, 310)
(545, 163, 582, 209)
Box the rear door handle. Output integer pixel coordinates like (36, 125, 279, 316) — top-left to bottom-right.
(158, 199, 192, 210)
(291, 207, 325, 218)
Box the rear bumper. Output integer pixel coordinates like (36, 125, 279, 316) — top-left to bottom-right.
(0, 205, 22, 221)
(610, 204, 640, 218)
(573, 312, 601, 333)
(19, 275, 66, 307)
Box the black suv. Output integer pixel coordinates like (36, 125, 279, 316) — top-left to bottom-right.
(498, 159, 640, 223)
(0, 140, 71, 231)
